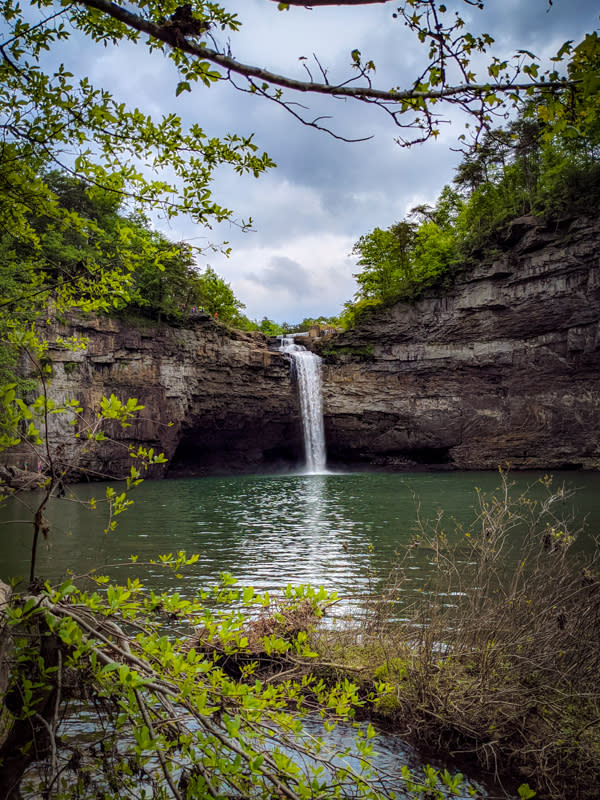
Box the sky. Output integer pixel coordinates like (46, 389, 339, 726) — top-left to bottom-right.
(84, 0, 600, 324)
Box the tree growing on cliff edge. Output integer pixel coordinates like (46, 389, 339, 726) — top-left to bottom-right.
(351, 222, 417, 302)
(346, 51, 600, 325)
(346, 191, 461, 322)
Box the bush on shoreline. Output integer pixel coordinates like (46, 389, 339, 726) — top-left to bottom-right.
(312, 472, 600, 800)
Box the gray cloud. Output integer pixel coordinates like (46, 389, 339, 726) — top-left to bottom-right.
(246, 256, 317, 294)
(65, 0, 600, 321)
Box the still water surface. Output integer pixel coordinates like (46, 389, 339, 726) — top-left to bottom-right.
(2, 470, 599, 797)
(2, 470, 599, 594)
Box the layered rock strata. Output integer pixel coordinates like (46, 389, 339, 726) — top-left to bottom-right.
(320, 215, 600, 470)
(4, 315, 301, 479)
(2, 214, 599, 478)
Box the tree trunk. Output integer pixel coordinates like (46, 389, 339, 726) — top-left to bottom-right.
(0, 582, 61, 800)
(0, 580, 12, 747)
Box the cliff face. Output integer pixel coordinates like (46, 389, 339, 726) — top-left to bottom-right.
(13, 315, 302, 479)
(320, 215, 600, 470)
(3, 215, 599, 480)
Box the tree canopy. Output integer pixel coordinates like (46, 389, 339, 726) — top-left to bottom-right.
(344, 87, 600, 326)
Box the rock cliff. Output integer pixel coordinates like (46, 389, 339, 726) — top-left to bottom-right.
(2, 214, 599, 479)
(4, 315, 301, 479)
(319, 215, 600, 470)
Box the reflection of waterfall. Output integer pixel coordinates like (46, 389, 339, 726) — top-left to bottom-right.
(301, 474, 326, 532)
(280, 335, 327, 473)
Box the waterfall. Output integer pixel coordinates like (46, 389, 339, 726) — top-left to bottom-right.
(280, 335, 327, 474)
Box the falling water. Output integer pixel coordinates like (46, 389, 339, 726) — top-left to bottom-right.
(280, 335, 327, 473)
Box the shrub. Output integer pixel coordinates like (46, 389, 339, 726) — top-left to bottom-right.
(315, 472, 600, 800)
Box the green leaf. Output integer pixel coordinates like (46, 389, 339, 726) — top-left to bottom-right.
(175, 81, 191, 97)
(518, 785, 536, 800)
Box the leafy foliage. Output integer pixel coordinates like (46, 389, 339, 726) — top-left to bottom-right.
(351, 224, 417, 303)
(190, 265, 247, 324)
(288, 316, 341, 333)
(344, 47, 600, 328)
(0, 0, 274, 444)
(343, 195, 461, 326)
(2, 572, 396, 800)
(0, 166, 254, 473)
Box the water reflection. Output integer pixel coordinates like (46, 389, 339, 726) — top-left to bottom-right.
(53, 704, 483, 800)
(2, 471, 599, 601)
(182, 475, 374, 604)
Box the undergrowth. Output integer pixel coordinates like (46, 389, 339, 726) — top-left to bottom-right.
(313, 472, 600, 800)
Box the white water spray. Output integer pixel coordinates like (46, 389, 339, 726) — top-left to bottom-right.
(280, 335, 327, 474)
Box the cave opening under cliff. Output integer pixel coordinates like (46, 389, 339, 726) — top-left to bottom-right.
(326, 443, 453, 470)
(167, 422, 304, 477)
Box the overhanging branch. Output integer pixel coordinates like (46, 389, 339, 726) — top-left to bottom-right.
(270, 0, 391, 5)
(75, 0, 571, 106)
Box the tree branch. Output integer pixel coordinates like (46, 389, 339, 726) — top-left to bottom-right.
(75, 0, 572, 105)
(270, 0, 391, 5)
(268, 0, 483, 4)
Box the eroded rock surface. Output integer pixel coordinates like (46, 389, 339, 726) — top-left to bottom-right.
(6, 316, 301, 479)
(320, 216, 600, 470)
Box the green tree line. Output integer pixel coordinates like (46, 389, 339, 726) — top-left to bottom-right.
(344, 32, 600, 327)
(0, 168, 256, 329)
(0, 166, 344, 337)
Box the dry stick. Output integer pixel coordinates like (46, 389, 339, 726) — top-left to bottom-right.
(53, 648, 62, 764)
(23, 347, 58, 584)
(33, 713, 58, 787)
(33, 649, 63, 795)
(133, 687, 183, 800)
(288, 655, 365, 673)
(156, 693, 220, 800)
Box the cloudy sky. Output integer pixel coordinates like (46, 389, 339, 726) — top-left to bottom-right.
(85, 0, 599, 324)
